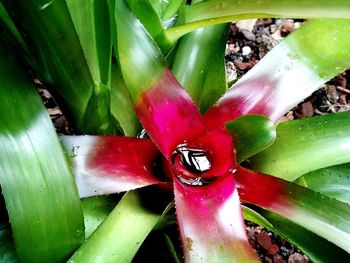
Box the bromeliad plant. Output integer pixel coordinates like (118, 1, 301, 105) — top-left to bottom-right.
(1, 0, 350, 262)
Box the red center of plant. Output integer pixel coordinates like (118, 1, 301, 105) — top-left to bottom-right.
(171, 144, 212, 186)
(170, 127, 237, 186)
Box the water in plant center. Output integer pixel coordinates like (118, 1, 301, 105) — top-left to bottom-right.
(172, 145, 212, 186)
(178, 146, 211, 173)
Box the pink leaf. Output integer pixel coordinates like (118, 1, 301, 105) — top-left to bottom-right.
(61, 136, 162, 197)
(235, 166, 288, 209)
(204, 78, 275, 129)
(235, 166, 350, 253)
(135, 68, 207, 160)
(174, 175, 258, 262)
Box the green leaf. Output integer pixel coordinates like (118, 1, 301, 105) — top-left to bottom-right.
(0, 38, 84, 262)
(148, 0, 183, 22)
(66, 0, 112, 85)
(296, 163, 350, 204)
(114, 0, 166, 101)
(243, 206, 350, 262)
(250, 111, 350, 181)
(110, 61, 141, 137)
(167, 0, 350, 42)
(171, 24, 229, 112)
(226, 115, 276, 163)
(242, 205, 273, 230)
(148, 0, 167, 17)
(198, 28, 228, 113)
(0, 2, 30, 63)
(81, 196, 116, 239)
(291, 19, 350, 79)
(69, 191, 163, 263)
(124, 0, 172, 52)
(163, 233, 182, 263)
(0, 0, 115, 134)
(66, 0, 116, 134)
(161, 0, 183, 23)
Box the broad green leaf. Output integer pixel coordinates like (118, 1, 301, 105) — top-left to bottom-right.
(110, 61, 141, 137)
(69, 191, 163, 263)
(250, 111, 350, 181)
(115, 0, 206, 159)
(81, 196, 116, 239)
(114, 0, 166, 100)
(296, 163, 350, 204)
(198, 27, 228, 113)
(66, 0, 112, 85)
(0, 228, 17, 263)
(108, 0, 141, 137)
(167, 0, 350, 42)
(171, 24, 229, 112)
(148, 0, 168, 17)
(0, 38, 84, 262)
(66, 0, 116, 134)
(124, 0, 172, 52)
(236, 167, 350, 253)
(204, 19, 350, 128)
(0, 0, 115, 134)
(226, 115, 276, 163)
(161, 0, 183, 23)
(0, 2, 30, 63)
(243, 206, 350, 262)
(149, 0, 183, 22)
(127, 0, 183, 51)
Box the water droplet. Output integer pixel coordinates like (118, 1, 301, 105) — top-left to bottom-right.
(138, 129, 149, 139)
(38, 0, 55, 11)
(70, 145, 80, 157)
(284, 62, 294, 71)
(230, 168, 237, 174)
(242, 46, 252, 56)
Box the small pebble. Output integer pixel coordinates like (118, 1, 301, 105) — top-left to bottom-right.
(242, 30, 256, 41)
(301, 102, 314, 117)
(288, 253, 308, 263)
(242, 46, 252, 56)
(339, 94, 347, 104)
